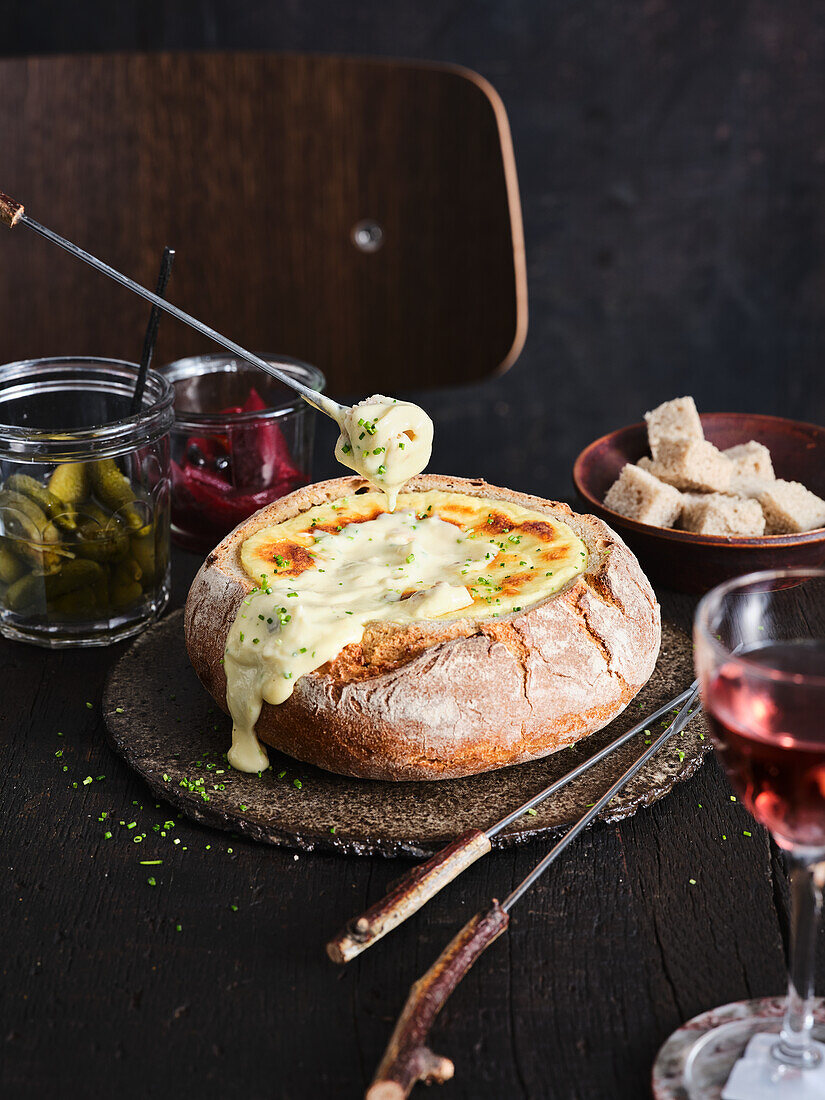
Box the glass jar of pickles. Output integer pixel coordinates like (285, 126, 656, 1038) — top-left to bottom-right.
(0, 357, 174, 647)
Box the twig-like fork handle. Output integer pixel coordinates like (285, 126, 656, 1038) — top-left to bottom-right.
(327, 830, 491, 965)
(0, 190, 23, 228)
(366, 901, 509, 1100)
(329, 686, 698, 965)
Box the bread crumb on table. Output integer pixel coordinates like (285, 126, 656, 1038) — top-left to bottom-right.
(604, 463, 682, 527)
(759, 479, 825, 534)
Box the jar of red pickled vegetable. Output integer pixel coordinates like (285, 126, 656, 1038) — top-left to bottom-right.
(160, 354, 325, 553)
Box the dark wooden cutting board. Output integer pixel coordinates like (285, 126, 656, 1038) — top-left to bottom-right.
(103, 609, 708, 857)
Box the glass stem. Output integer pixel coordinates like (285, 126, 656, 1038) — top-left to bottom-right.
(775, 857, 823, 1068)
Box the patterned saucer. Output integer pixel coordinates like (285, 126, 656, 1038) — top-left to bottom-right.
(652, 997, 825, 1099)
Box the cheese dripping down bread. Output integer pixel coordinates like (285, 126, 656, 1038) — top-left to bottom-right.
(333, 395, 434, 510)
(223, 489, 588, 771)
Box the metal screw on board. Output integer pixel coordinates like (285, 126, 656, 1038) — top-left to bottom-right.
(351, 220, 384, 253)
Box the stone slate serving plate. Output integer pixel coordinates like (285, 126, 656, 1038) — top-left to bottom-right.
(103, 609, 709, 858)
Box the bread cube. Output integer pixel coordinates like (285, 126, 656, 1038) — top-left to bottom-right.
(724, 441, 775, 498)
(638, 439, 732, 493)
(724, 440, 774, 480)
(679, 493, 765, 537)
(604, 463, 683, 528)
(645, 396, 704, 461)
(759, 480, 825, 534)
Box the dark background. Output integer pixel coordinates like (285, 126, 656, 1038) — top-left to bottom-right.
(4, 5, 825, 1099)
(4, 0, 825, 493)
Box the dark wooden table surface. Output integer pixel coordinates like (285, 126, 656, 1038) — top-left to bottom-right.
(1, 404, 818, 1100)
(4, 1, 825, 1095)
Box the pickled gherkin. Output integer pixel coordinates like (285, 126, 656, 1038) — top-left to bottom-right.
(14, 542, 64, 574)
(48, 462, 90, 505)
(50, 586, 100, 618)
(110, 578, 143, 610)
(91, 567, 110, 610)
(0, 460, 165, 630)
(0, 489, 49, 530)
(113, 556, 142, 585)
(130, 530, 156, 581)
(0, 542, 25, 584)
(6, 559, 103, 613)
(0, 493, 67, 572)
(75, 504, 130, 562)
(91, 459, 144, 530)
(5, 473, 78, 531)
(3, 510, 42, 546)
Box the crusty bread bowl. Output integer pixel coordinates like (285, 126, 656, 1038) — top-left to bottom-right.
(185, 474, 661, 781)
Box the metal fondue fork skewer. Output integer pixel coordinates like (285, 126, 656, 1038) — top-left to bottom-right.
(327, 681, 699, 964)
(502, 682, 700, 910)
(0, 190, 344, 422)
(364, 686, 701, 1099)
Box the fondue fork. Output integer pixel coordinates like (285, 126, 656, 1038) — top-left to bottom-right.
(327, 681, 700, 964)
(0, 190, 344, 422)
(364, 685, 700, 1100)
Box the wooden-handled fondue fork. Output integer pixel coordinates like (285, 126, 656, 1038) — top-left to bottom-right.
(1, 188, 436, 499)
(362, 684, 700, 1098)
(328, 681, 699, 964)
(0, 190, 345, 421)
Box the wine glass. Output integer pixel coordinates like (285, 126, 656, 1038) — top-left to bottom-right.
(654, 568, 825, 1099)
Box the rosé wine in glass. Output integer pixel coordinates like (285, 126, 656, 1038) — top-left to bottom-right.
(655, 570, 825, 1099)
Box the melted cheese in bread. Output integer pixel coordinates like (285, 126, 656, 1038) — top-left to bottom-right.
(224, 490, 587, 771)
(333, 395, 434, 509)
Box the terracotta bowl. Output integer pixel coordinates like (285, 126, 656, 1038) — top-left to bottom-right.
(573, 412, 825, 594)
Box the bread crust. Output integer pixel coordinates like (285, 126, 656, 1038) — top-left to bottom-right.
(184, 475, 661, 781)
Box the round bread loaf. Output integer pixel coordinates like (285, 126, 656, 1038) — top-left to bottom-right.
(185, 474, 661, 781)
